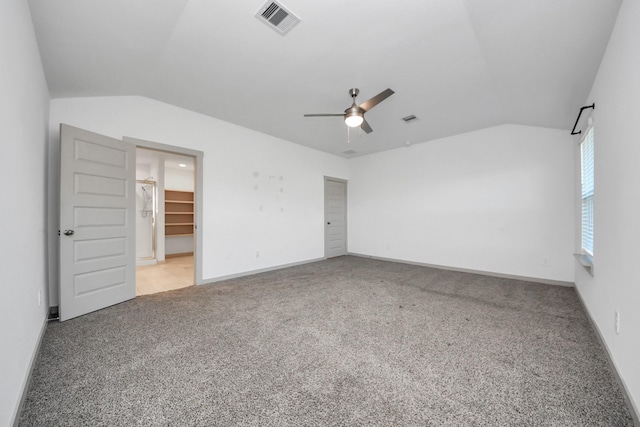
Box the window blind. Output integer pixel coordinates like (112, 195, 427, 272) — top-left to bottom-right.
(580, 127, 594, 255)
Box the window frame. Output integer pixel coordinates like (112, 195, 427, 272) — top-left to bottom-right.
(575, 124, 594, 275)
(580, 125, 594, 256)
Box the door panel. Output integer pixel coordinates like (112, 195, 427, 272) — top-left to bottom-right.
(59, 124, 136, 321)
(324, 178, 347, 258)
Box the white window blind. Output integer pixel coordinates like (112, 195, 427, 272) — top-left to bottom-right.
(580, 127, 594, 255)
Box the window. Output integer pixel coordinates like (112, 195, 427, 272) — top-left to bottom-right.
(580, 127, 594, 255)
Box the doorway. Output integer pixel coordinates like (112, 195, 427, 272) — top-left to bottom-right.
(134, 146, 196, 296)
(58, 126, 204, 321)
(324, 177, 348, 258)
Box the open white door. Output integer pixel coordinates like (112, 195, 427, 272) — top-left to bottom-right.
(59, 124, 136, 321)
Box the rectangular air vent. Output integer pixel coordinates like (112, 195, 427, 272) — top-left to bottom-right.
(255, 1, 300, 35)
(402, 115, 418, 123)
(343, 150, 357, 155)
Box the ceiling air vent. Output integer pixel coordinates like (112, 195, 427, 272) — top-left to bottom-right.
(343, 150, 357, 155)
(402, 115, 418, 123)
(256, 1, 300, 35)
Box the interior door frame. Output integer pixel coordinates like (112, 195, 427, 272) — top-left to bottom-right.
(124, 137, 204, 286)
(324, 176, 348, 258)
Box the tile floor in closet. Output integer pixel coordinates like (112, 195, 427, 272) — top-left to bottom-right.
(136, 255, 194, 296)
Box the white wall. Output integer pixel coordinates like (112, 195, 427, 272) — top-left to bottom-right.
(0, 0, 50, 425)
(575, 0, 640, 416)
(349, 124, 575, 283)
(165, 166, 194, 192)
(135, 163, 152, 181)
(48, 96, 349, 303)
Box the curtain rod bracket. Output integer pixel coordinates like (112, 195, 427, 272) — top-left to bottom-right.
(571, 103, 595, 135)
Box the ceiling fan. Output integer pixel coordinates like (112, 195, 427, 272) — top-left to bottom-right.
(304, 88, 394, 133)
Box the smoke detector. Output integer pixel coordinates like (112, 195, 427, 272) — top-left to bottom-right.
(255, 1, 301, 35)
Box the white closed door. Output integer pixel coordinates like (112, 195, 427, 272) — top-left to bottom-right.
(59, 124, 136, 321)
(324, 178, 347, 258)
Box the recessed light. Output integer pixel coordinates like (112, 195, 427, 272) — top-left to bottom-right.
(179, 163, 186, 168)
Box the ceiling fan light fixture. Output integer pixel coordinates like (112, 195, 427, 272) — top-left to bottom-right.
(344, 109, 364, 128)
(305, 87, 393, 135)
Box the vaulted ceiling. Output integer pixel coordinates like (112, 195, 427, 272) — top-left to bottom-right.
(28, 0, 621, 157)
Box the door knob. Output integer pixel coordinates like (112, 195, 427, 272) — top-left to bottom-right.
(63, 229, 75, 236)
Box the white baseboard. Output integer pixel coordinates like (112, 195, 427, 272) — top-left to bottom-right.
(348, 252, 575, 287)
(12, 317, 47, 427)
(573, 288, 640, 426)
(201, 257, 326, 284)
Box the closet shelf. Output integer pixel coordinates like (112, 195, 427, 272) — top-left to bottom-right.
(165, 189, 194, 236)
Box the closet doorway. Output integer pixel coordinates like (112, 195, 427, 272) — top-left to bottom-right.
(132, 141, 201, 296)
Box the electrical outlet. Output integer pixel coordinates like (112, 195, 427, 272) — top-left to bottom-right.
(614, 311, 620, 334)
(38, 290, 42, 307)
(542, 256, 549, 266)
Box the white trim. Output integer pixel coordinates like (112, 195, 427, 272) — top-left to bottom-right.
(12, 317, 47, 427)
(348, 253, 575, 287)
(201, 257, 326, 284)
(573, 253, 594, 276)
(123, 137, 205, 286)
(574, 288, 640, 425)
(579, 125, 595, 256)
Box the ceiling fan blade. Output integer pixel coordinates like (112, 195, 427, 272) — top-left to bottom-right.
(361, 118, 373, 133)
(359, 88, 395, 112)
(304, 113, 344, 117)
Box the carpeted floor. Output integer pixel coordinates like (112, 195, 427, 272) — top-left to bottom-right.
(19, 256, 634, 426)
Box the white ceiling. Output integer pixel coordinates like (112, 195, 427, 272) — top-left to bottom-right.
(28, 0, 621, 157)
